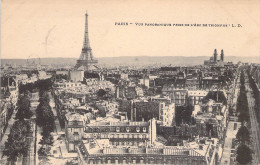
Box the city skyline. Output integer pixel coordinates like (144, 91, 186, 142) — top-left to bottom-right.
(2, 0, 260, 59)
(1, 1, 260, 164)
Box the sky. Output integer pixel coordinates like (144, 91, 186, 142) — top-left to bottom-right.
(1, 0, 260, 59)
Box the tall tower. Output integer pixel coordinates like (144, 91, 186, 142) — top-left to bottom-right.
(220, 49, 224, 61)
(75, 12, 98, 71)
(213, 49, 218, 62)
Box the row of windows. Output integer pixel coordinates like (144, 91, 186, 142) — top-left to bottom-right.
(58, 83, 82, 88)
(88, 133, 148, 139)
(189, 92, 207, 95)
(174, 96, 185, 99)
(110, 141, 146, 146)
(69, 127, 82, 133)
(190, 97, 203, 100)
(86, 158, 205, 164)
(88, 127, 147, 133)
(116, 127, 146, 133)
(109, 134, 147, 139)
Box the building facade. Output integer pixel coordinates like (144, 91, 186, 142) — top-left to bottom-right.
(188, 90, 208, 105)
(162, 87, 188, 106)
(84, 119, 157, 147)
(65, 113, 85, 152)
(70, 70, 84, 82)
(159, 102, 175, 126)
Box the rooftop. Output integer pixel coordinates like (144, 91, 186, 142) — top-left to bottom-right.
(185, 138, 218, 157)
(65, 112, 84, 121)
(80, 139, 204, 157)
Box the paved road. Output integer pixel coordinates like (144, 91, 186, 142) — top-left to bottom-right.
(22, 120, 36, 165)
(20, 97, 39, 165)
(245, 72, 260, 165)
(49, 92, 62, 134)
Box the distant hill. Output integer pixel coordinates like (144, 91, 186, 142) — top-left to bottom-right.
(1, 58, 77, 66)
(1, 56, 260, 67)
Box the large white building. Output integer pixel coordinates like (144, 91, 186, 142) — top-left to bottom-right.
(70, 70, 84, 82)
(159, 102, 175, 126)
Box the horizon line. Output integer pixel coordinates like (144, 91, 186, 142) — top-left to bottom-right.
(2, 55, 260, 60)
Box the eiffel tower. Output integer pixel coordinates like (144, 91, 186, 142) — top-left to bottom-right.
(75, 12, 98, 71)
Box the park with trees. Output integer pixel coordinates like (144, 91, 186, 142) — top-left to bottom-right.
(17, 77, 55, 163)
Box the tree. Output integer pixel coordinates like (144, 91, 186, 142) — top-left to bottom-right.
(236, 125, 250, 144)
(38, 152, 51, 165)
(36, 79, 53, 91)
(36, 102, 55, 132)
(175, 106, 183, 126)
(7, 102, 15, 121)
(39, 128, 54, 152)
(39, 132, 54, 147)
(175, 98, 193, 126)
(17, 94, 30, 109)
(228, 107, 234, 116)
(15, 94, 33, 120)
(240, 71, 245, 85)
(84, 72, 100, 79)
(39, 91, 50, 103)
(106, 89, 115, 101)
(15, 106, 33, 120)
(97, 89, 106, 98)
(98, 107, 106, 118)
(3, 120, 31, 163)
(42, 108, 56, 133)
(4, 86, 11, 97)
(215, 153, 219, 165)
(38, 146, 48, 157)
(202, 91, 227, 105)
(36, 90, 54, 129)
(36, 88, 55, 165)
(237, 72, 250, 124)
(53, 74, 69, 81)
(236, 144, 252, 164)
(36, 102, 51, 127)
(42, 112, 55, 134)
(238, 110, 250, 124)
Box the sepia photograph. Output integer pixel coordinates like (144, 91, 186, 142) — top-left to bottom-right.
(1, 0, 260, 164)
